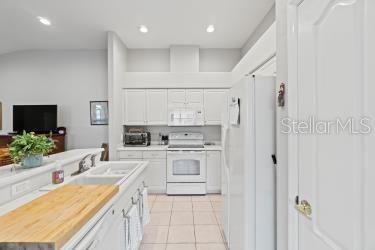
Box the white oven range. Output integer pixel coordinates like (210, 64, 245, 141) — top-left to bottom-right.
(166, 133, 207, 195)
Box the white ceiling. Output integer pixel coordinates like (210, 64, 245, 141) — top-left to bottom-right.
(0, 0, 274, 55)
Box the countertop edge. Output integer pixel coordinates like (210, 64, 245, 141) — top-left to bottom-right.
(116, 145, 222, 151)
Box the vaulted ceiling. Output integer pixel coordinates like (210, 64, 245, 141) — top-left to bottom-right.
(0, 0, 274, 54)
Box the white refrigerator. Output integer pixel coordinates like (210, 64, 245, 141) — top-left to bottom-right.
(222, 75, 276, 250)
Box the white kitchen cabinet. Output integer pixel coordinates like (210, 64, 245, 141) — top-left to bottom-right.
(144, 159, 166, 193)
(118, 150, 166, 193)
(206, 151, 221, 193)
(204, 89, 227, 125)
(146, 89, 168, 125)
(74, 205, 119, 249)
(168, 89, 204, 107)
(123, 89, 167, 125)
(186, 89, 204, 105)
(168, 89, 186, 106)
(123, 89, 146, 125)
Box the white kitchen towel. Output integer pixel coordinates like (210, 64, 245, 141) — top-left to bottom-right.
(124, 216, 131, 250)
(142, 188, 150, 226)
(137, 195, 144, 237)
(128, 204, 142, 250)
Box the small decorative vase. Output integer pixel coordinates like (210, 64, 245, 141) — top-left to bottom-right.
(21, 154, 43, 168)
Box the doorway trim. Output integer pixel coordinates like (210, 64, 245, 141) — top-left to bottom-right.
(286, 0, 304, 249)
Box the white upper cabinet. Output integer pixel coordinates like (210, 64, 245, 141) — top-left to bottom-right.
(204, 89, 227, 125)
(168, 89, 186, 106)
(186, 89, 204, 106)
(123, 89, 146, 125)
(123, 89, 168, 125)
(168, 89, 204, 107)
(123, 88, 228, 125)
(146, 89, 168, 125)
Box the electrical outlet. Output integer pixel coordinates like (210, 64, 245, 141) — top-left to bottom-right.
(11, 180, 31, 196)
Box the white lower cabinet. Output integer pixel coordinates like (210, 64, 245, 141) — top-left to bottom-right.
(206, 151, 221, 193)
(144, 159, 166, 193)
(117, 149, 220, 194)
(74, 206, 117, 250)
(119, 150, 166, 193)
(73, 170, 146, 250)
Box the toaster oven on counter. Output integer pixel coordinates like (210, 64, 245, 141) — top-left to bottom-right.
(123, 132, 151, 146)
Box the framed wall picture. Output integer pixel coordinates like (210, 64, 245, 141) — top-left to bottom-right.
(90, 101, 108, 125)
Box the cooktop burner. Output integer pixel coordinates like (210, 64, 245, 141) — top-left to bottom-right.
(168, 145, 204, 149)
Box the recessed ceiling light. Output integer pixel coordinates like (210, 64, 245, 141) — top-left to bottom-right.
(37, 16, 51, 26)
(139, 25, 148, 33)
(206, 25, 215, 33)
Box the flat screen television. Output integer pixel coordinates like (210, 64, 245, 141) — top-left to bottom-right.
(13, 105, 57, 134)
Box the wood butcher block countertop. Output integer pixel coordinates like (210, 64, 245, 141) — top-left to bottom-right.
(0, 184, 119, 249)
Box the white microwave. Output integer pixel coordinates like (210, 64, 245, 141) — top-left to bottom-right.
(168, 107, 204, 126)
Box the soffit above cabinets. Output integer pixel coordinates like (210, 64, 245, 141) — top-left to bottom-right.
(0, 0, 275, 54)
(121, 72, 233, 89)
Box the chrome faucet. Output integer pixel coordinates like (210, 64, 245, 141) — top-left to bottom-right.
(71, 154, 91, 176)
(90, 154, 97, 168)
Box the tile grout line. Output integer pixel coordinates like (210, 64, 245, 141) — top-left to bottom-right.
(165, 195, 173, 249)
(145, 194, 226, 249)
(192, 200, 197, 250)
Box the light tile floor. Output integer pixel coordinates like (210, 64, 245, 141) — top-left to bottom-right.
(140, 194, 227, 250)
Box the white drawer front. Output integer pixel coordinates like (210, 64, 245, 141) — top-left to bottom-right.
(143, 151, 166, 159)
(118, 151, 143, 159)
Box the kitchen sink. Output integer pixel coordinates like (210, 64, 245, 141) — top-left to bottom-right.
(68, 176, 123, 185)
(89, 162, 140, 176)
(62, 161, 147, 187)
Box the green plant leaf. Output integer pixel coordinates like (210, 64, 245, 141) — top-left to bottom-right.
(8, 132, 56, 163)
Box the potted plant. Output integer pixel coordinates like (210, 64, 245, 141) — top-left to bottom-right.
(8, 131, 55, 168)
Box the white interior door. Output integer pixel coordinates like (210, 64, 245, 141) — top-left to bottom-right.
(291, 0, 374, 249)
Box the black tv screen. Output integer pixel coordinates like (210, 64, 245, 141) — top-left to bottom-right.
(13, 105, 57, 133)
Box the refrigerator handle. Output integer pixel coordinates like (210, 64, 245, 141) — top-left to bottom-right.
(222, 126, 230, 169)
(271, 154, 277, 165)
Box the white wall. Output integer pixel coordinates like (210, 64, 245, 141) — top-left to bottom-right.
(127, 49, 170, 72)
(241, 5, 275, 56)
(0, 50, 108, 149)
(107, 32, 128, 160)
(232, 23, 276, 83)
(126, 48, 241, 72)
(199, 49, 241, 72)
(170, 45, 200, 72)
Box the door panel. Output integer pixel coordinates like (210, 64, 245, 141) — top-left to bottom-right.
(146, 89, 168, 125)
(206, 151, 221, 192)
(186, 89, 203, 105)
(123, 89, 146, 125)
(168, 89, 186, 106)
(296, 0, 370, 249)
(144, 159, 166, 191)
(204, 89, 227, 125)
(364, 2, 375, 249)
